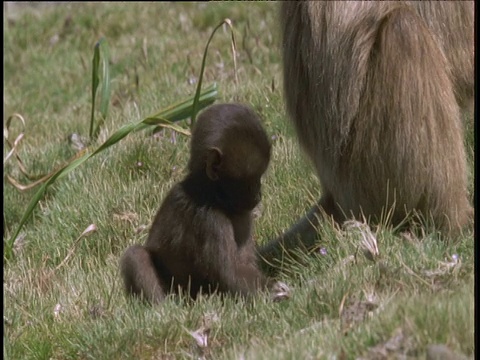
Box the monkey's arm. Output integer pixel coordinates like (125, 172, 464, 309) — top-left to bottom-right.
(258, 193, 340, 267)
(199, 213, 265, 297)
(258, 204, 320, 263)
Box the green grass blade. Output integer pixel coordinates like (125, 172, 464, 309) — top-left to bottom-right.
(138, 83, 218, 133)
(4, 85, 218, 261)
(191, 18, 236, 128)
(89, 38, 111, 142)
(89, 40, 101, 140)
(93, 39, 111, 140)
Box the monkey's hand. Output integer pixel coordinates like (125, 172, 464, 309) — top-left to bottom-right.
(269, 280, 291, 302)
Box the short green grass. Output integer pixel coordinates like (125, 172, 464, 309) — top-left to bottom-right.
(4, 3, 474, 359)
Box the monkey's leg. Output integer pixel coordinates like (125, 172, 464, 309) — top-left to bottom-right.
(120, 245, 167, 304)
(259, 193, 339, 266)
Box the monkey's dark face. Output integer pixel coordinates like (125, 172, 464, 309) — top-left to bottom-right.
(212, 143, 269, 213)
(216, 175, 263, 213)
(201, 135, 269, 214)
(185, 103, 271, 214)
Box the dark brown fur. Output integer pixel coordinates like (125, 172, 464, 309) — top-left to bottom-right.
(261, 1, 473, 261)
(120, 103, 271, 303)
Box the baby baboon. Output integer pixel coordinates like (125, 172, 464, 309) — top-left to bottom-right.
(261, 1, 473, 260)
(120, 103, 271, 303)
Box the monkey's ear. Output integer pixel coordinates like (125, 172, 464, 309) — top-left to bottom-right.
(206, 147, 223, 181)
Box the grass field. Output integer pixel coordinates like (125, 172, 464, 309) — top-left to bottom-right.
(4, 3, 474, 359)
